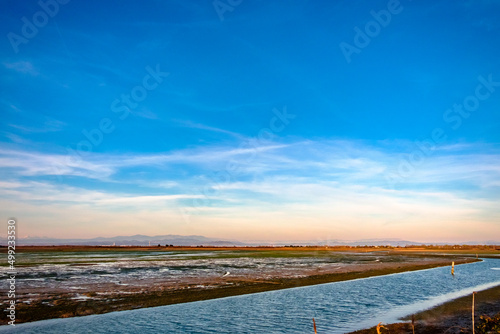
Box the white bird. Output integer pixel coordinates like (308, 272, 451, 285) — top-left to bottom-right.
(222, 271, 230, 277)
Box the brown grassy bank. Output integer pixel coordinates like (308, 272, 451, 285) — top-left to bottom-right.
(349, 284, 500, 334)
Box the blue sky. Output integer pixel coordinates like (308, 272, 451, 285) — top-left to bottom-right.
(1, 0, 499, 242)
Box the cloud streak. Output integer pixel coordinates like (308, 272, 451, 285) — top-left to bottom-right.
(1, 138, 498, 241)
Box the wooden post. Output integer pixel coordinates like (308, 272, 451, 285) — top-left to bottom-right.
(472, 291, 477, 334)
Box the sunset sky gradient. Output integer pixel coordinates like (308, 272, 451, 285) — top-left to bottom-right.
(1, 0, 499, 242)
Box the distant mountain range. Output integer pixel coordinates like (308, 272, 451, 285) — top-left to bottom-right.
(303, 238, 500, 247)
(2, 235, 498, 246)
(8, 234, 245, 247)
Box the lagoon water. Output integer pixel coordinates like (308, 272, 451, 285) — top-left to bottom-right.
(3, 258, 500, 333)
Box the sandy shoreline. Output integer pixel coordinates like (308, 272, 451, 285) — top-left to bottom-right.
(2, 251, 477, 325)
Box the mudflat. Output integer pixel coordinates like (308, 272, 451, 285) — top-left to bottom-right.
(0, 246, 490, 325)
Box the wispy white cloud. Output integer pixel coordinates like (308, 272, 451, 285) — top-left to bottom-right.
(173, 119, 243, 138)
(8, 103, 21, 113)
(0, 180, 201, 207)
(0, 148, 114, 180)
(131, 108, 159, 120)
(1, 132, 26, 144)
(0, 141, 289, 181)
(8, 118, 66, 133)
(2, 139, 499, 189)
(3, 61, 39, 76)
(1, 139, 499, 241)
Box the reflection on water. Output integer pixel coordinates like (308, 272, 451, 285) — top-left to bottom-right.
(3, 259, 500, 334)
